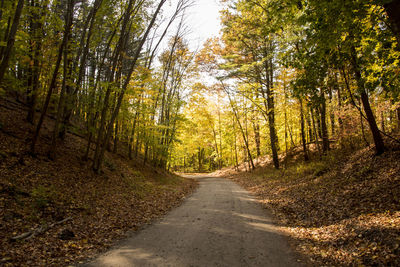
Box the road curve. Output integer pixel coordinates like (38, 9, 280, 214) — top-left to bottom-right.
(84, 176, 302, 267)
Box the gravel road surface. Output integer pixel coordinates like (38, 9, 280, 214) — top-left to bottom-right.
(85, 176, 302, 267)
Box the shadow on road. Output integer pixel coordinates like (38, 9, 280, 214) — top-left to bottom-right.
(84, 177, 303, 267)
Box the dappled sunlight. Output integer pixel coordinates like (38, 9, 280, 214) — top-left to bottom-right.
(232, 212, 273, 224)
(237, 196, 257, 202)
(97, 248, 160, 266)
(247, 222, 280, 232)
(86, 177, 300, 266)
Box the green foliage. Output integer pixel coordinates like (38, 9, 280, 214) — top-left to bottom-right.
(31, 185, 56, 210)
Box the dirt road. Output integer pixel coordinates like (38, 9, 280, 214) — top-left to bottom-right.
(85, 176, 302, 266)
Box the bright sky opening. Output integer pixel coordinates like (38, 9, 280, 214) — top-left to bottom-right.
(185, 0, 222, 50)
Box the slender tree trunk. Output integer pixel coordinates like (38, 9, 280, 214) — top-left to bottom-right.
(94, 0, 166, 173)
(284, 85, 289, 158)
(328, 87, 335, 136)
(311, 107, 322, 158)
(30, 0, 73, 154)
(218, 105, 223, 168)
(253, 119, 261, 158)
(320, 91, 330, 153)
(351, 46, 385, 155)
(360, 105, 369, 146)
(93, 0, 136, 171)
(61, 0, 104, 137)
(336, 72, 344, 136)
(299, 98, 309, 161)
(0, 0, 14, 60)
(49, 8, 73, 159)
(128, 115, 138, 160)
(198, 147, 203, 172)
(381, 110, 386, 133)
(0, 0, 24, 84)
(26, 0, 40, 124)
(397, 107, 400, 131)
(306, 107, 313, 143)
(233, 116, 239, 171)
(316, 109, 322, 138)
(224, 86, 255, 170)
(113, 119, 118, 153)
(267, 58, 279, 169)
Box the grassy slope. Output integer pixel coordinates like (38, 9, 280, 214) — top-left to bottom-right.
(0, 98, 197, 266)
(218, 143, 400, 266)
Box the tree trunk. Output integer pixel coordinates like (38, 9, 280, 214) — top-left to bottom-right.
(253, 119, 261, 158)
(26, 0, 41, 124)
(336, 72, 344, 136)
(397, 107, 400, 131)
(218, 105, 223, 168)
(383, 0, 400, 45)
(94, 0, 166, 173)
(381, 110, 386, 133)
(30, 0, 73, 154)
(306, 107, 313, 143)
(233, 116, 239, 171)
(284, 85, 289, 159)
(299, 98, 309, 161)
(128, 115, 137, 160)
(320, 91, 330, 153)
(351, 46, 385, 155)
(0, 0, 24, 84)
(328, 87, 335, 136)
(92, 0, 137, 171)
(113, 119, 118, 154)
(360, 105, 369, 146)
(61, 0, 103, 137)
(223, 83, 255, 170)
(268, 57, 279, 169)
(360, 89, 384, 154)
(49, 3, 74, 159)
(311, 107, 322, 158)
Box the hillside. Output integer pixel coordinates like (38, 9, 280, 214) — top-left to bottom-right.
(0, 98, 197, 266)
(216, 143, 400, 266)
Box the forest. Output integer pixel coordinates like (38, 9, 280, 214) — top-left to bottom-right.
(174, 0, 400, 173)
(0, 0, 399, 266)
(0, 0, 399, 172)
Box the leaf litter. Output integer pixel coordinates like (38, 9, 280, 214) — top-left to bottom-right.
(217, 143, 400, 266)
(0, 99, 197, 266)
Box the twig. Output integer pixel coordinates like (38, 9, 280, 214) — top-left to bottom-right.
(10, 217, 72, 241)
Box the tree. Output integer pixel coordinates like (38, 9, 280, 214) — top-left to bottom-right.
(0, 0, 24, 85)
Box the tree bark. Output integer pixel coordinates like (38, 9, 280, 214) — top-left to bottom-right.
(94, 0, 166, 173)
(113, 119, 118, 154)
(30, 0, 74, 154)
(351, 46, 385, 155)
(0, 0, 24, 84)
(311, 107, 322, 158)
(320, 91, 330, 153)
(299, 98, 309, 161)
(253, 119, 261, 158)
(222, 82, 255, 170)
(61, 0, 103, 137)
(267, 58, 279, 169)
